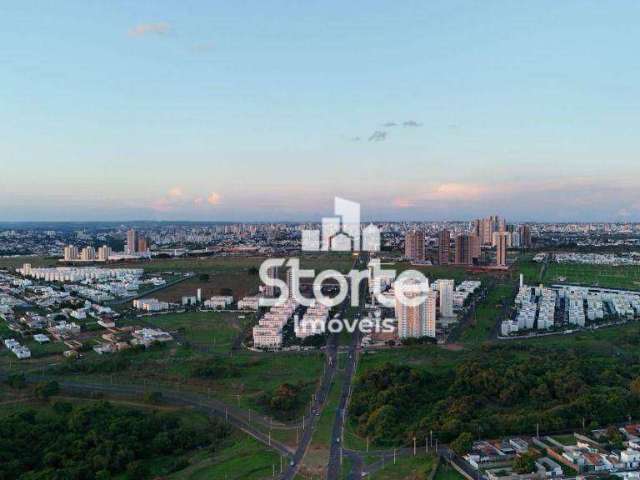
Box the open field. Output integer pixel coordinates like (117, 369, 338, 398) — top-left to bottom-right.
(32, 345, 325, 419)
(433, 462, 465, 480)
(130, 253, 355, 302)
(385, 262, 486, 283)
(0, 256, 59, 270)
(357, 345, 463, 376)
(513, 255, 543, 284)
(144, 311, 254, 353)
(369, 454, 435, 480)
(169, 432, 281, 480)
(543, 262, 640, 290)
(459, 282, 514, 345)
(154, 274, 260, 302)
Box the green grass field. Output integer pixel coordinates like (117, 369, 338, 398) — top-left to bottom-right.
(0, 255, 59, 270)
(513, 255, 543, 284)
(386, 262, 482, 283)
(433, 462, 465, 480)
(544, 262, 640, 290)
(144, 311, 254, 353)
(169, 432, 281, 480)
(459, 282, 514, 345)
(369, 454, 435, 480)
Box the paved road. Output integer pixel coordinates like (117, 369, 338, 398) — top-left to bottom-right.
(281, 253, 363, 479)
(0, 371, 294, 457)
(326, 253, 368, 480)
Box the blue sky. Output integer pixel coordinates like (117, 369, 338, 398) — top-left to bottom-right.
(2, 1, 640, 221)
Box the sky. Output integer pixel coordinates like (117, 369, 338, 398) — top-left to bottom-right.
(2, 0, 640, 222)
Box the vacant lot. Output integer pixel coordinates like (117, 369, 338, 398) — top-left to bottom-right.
(544, 262, 640, 290)
(169, 432, 280, 480)
(137, 253, 356, 302)
(144, 311, 254, 353)
(0, 256, 59, 270)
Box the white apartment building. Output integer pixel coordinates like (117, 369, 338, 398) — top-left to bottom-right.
(133, 298, 169, 312)
(252, 299, 298, 349)
(394, 280, 437, 338)
(238, 295, 261, 310)
(295, 301, 329, 338)
(435, 279, 454, 317)
(204, 295, 234, 309)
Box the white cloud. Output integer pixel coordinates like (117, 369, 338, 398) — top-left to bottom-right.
(129, 23, 170, 37)
(207, 192, 221, 205)
(168, 186, 183, 198)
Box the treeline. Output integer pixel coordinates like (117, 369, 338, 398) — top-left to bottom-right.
(350, 342, 640, 447)
(258, 382, 306, 420)
(0, 401, 229, 480)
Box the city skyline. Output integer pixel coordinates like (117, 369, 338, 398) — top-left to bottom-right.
(3, 1, 640, 221)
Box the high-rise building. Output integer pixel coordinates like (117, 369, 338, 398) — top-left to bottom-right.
(454, 234, 480, 265)
(404, 230, 425, 262)
(436, 279, 454, 317)
(438, 229, 450, 265)
(496, 232, 508, 267)
(126, 229, 138, 254)
(394, 280, 435, 338)
(492, 231, 512, 248)
(425, 290, 437, 338)
(265, 266, 279, 297)
(518, 225, 532, 249)
(64, 245, 79, 261)
(286, 267, 295, 299)
(80, 246, 96, 261)
(471, 234, 481, 261)
(475, 215, 502, 245)
(97, 245, 111, 262)
(137, 236, 148, 253)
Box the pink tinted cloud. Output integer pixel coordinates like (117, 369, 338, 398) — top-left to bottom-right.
(129, 23, 170, 37)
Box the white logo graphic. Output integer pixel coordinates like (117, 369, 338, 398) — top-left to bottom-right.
(301, 197, 380, 252)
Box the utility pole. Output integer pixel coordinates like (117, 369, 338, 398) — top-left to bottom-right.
(426, 438, 429, 454)
(393, 449, 396, 465)
(414, 437, 417, 456)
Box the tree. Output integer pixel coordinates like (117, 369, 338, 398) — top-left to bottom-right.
(144, 391, 163, 404)
(34, 381, 60, 401)
(198, 273, 210, 282)
(5, 373, 26, 389)
(450, 432, 473, 455)
(248, 266, 259, 275)
(125, 460, 150, 480)
(630, 377, 640, 396)
(513, 453, 537, 474)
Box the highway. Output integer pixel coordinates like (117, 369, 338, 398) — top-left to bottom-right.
(326, 252, 368, 480)
(280, 253, 363, 479)
(0, 371, 294, 457)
